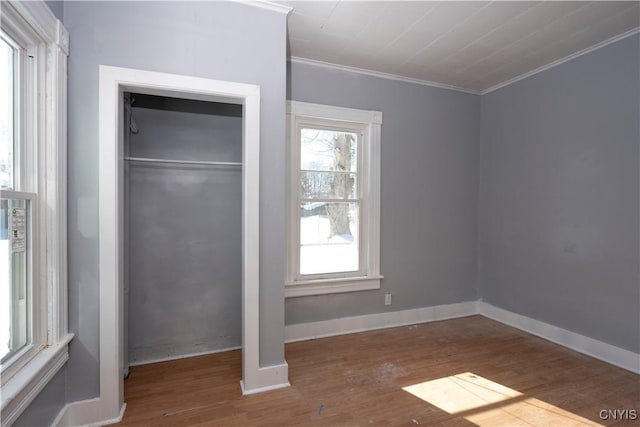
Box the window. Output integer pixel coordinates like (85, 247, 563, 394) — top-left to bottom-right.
(0, 1, 70, 424)
(1, 27, 40, 375)
(286, 101, 382, 297)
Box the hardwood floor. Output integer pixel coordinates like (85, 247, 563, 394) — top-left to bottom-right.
(117, 316, 639, 426)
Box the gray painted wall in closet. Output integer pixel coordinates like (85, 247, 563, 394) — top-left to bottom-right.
(64, 0, 287, 402)
(126, 97, 242, 364)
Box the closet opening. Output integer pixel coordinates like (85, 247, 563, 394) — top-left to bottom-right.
(97, 66, 276, 423)
(122, 93, 243, 376)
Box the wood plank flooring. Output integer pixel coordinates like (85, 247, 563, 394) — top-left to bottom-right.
(117, 316, 639, 426)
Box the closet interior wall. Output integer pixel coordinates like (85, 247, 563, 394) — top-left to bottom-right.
(124, 93, 243, 368)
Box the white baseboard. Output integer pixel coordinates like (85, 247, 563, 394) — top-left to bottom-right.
(240, 379, 290, 395)
(128, 345, 242, 367)
(284, 300, 638, 374)
(54, 398, 126, 427)
(240, 362, 290, 395)
(51, 402, 69, 427)
(285, 301, 479, 343)
(478, 302, 640, 374)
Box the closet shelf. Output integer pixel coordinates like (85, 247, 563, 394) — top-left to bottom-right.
(124, 157, 242, 167)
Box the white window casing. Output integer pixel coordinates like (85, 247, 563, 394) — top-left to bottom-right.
(286, 101, 382, 298)
(0, 1, 71, 425)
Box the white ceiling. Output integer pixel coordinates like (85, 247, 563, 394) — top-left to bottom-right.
(279, 1, 640, 93)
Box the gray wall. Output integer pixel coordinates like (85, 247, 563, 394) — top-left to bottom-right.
(65, 0, 287, 402)
(127, 98, 242, 364)
(44, 1, 64, 20)
(286, 62, 481, 324)
(13, 368, 66, 427)
(478, 35, 640, 353)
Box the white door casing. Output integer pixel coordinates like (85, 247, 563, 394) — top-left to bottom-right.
(69, 65, 290, 426)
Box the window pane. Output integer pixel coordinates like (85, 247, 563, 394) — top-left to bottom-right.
(301, 171, 357, 199)
(301, 128, 357, 173)
(1, 198, 30, 363)
(300, 202, 359, 275)
(0, 37, 15, 190)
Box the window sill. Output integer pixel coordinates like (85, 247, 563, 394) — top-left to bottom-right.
(285, 275, 383, 298)
(1, 333, 74, 426)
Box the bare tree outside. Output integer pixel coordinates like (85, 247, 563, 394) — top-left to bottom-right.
(300, 127, 358, 274)
(326, 133, 354, 237)
(301, 129, 356, 237)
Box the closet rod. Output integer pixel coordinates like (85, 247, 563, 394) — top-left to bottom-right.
(124, 157, 242, 167)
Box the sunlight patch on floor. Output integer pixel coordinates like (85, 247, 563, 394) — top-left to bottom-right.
(403, 372, 522, 414)
(402, 372, 602, 426)
(465, 396, 602, 426)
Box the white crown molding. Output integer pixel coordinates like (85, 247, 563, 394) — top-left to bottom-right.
(481, 27, 640, 95)
(290, 27, 640, 97)
(231, 0, 292, 15)
(289, 56, 482, 96)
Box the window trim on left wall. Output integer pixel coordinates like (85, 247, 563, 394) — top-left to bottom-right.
(0, 1, 71, 425)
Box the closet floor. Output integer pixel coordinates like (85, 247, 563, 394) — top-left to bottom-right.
(117, 315, 638, 426)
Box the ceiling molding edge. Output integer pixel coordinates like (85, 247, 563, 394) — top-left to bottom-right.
(481, 27, 640, 95)
(231, 0, 292, 15)
(289, 27, 640, 97)
(288, 56, 481, 95)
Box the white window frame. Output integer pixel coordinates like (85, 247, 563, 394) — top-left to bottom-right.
(286, 101, 382, 298)
(0, 1, 71, 425)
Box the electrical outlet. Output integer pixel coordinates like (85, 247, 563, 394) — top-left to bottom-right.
(384, 293, 392, 306)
